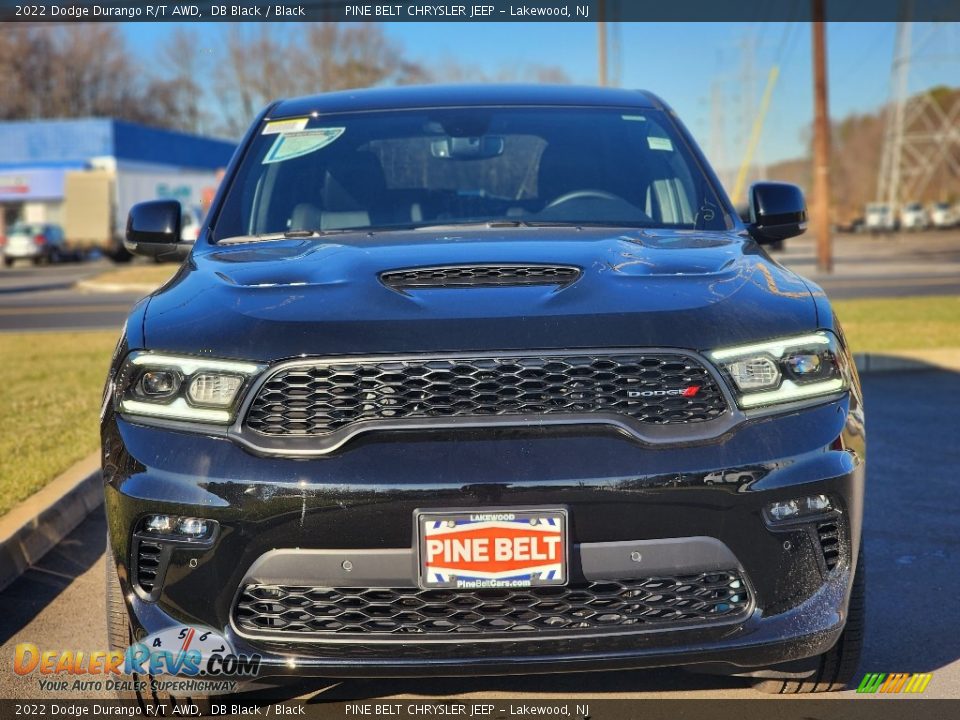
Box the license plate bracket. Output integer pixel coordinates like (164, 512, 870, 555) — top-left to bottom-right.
(415, 508, 568, 590)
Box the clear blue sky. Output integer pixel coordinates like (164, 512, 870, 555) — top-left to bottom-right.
(122, 22, 958, 169)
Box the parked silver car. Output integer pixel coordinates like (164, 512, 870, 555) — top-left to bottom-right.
(2, 222, 66, 266)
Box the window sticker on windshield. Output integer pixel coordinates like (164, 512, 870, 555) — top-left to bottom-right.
(621, 114, 647, 122)
(262, 117, 308, 135)
(262, 128, 346, 164)
(648, 136, 674, 152)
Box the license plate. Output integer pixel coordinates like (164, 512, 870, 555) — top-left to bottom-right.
(416, 509, 567, 589)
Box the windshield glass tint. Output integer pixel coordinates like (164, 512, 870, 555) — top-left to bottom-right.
(213, 107, 730, 241)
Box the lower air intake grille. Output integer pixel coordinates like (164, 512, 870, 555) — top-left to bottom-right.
(134, 539, 163, 594)
(380, 264, 581, 289)
(234, 571, 750, 636)
(817, 521, 841, 571)
(244, 352, 728, 437)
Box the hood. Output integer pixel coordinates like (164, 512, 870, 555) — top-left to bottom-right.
(142, 228, 819, 361)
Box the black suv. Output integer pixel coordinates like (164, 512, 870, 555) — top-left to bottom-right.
(103, 85, 865, 697)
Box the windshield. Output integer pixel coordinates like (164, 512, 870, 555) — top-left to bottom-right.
(9, 222, 42, 235)
(213, 107, 731, 241)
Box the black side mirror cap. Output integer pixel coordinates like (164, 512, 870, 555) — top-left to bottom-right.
(124, 200, 188, 261)
(747, 182, 807, 244)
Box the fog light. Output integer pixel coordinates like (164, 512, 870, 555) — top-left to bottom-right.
(768, 500, 800, 521)
(177, 517, 208, 538)
(142, 514, 215, 539)
(804, 494, 832, 512)
(145, 514, 174, 533)
(765, 494, 833, 523)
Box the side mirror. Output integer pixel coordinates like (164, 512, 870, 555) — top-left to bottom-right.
(124, 200, 188, 261)
(747, 182, 807, 243)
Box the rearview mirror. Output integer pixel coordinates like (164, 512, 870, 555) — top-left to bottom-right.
(431, 135, 505, 160)
(124, 200, 188, 261)
(747, 182, 807, 244)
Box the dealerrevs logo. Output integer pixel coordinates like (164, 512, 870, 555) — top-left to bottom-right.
(627, 385, 701, 398)
(14, 626, 260, 694)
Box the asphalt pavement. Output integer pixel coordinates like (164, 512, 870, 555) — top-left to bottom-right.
(0, 230, 959, 333)
(778, 230, 960, 299)
(0, 261, 142, 332)
(1, 370, 957, 701)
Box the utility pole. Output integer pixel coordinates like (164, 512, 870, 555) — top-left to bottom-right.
(598, 0, 607, 86)
(811, 1, 833, 273)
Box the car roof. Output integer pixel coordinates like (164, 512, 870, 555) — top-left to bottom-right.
(270, 84, 663, 119)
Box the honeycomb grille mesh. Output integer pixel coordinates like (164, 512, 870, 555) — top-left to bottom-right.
(234, 571, 750, 636)
(244, 353, 728, 437)
(380, 265, 580, 288)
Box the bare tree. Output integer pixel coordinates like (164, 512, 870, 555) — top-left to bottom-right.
(0, 25, 153, 123)
(155, 27, 210, 134)
(430, 56, 571, 85)
(0, 23, 568, 140)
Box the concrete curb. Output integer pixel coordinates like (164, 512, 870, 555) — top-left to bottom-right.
(0, 453, 102, 593)
(75, 280, 157, 295)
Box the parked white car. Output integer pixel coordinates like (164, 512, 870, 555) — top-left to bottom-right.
(865, 203, 896, 232)
(180, 205, 206, 243)
(930, 202, 957, 229)
(2, 222, 66, 266)
(901, 202, 929, 231)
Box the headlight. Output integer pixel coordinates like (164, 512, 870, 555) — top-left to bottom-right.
(708, 331, 848, 409)
(116, 352, 264, 424)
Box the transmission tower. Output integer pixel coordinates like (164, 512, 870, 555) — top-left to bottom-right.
(738, 32, 764, 184)
(877, 21, 960, 207)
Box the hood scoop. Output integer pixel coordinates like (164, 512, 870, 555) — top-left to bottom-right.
(380, 264, 582, 290)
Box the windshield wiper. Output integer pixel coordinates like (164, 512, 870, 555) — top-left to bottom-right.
(396, 219, 590, 231)
(218, 228, 375, 244)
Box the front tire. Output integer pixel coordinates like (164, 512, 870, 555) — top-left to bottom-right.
(106, 539, 224, 709)
(754, 543, 865, 693)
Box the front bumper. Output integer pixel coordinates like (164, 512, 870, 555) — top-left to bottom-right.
(103, 395, 864, 679)
(3, 245, 41, 259)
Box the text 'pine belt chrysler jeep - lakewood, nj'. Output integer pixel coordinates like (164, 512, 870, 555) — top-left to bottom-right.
(102, 85, 865, 700)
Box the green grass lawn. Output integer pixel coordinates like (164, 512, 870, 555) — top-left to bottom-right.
(0, 331, 118, 516)
(833, 295, 960, 352)
(0, 295, 958, 517)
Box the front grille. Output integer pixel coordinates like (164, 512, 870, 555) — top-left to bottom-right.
(244, 352, 728, 437)
(380, 264, 581, 289)
(234, 571, 750, 636)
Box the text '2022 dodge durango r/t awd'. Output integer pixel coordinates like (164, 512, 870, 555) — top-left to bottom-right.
(102, 85, 865, 696)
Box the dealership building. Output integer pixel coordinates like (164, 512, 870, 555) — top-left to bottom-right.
(0, 118, 236, 234)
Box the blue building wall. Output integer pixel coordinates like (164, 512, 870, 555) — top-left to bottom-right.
(0, 119, 114, 168)
(112, 121, 236, 170)
(0, 119, 235, 171)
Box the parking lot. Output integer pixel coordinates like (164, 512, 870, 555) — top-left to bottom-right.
(1, 229, 960, 335)
(1, 370, 958, 700)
